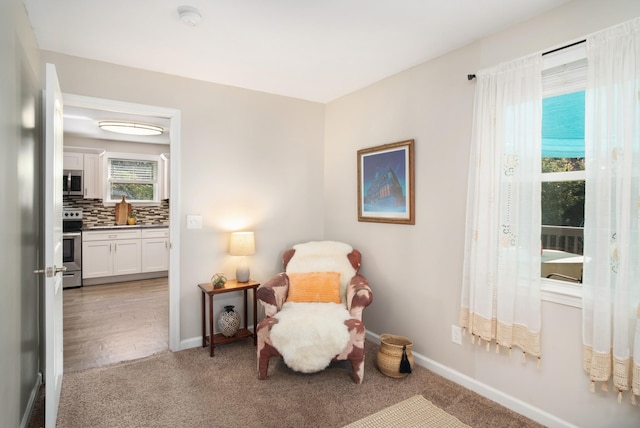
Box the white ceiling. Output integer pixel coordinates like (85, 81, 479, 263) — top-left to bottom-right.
(23, 0, 570, 104)
(63, 104, 171, 144)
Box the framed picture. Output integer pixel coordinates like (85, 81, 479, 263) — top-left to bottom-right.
(357, 139, 415, 224)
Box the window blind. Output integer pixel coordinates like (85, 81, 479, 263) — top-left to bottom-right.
(109, 159, 157, 182)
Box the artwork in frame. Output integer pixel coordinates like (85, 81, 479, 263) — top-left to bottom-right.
(357, 139, 414, 224)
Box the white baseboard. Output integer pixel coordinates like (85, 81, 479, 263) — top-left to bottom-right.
(180, 336, 202, 350)
(180, 326, 255, 351)
(366, 331, 576, 428)
(20, 372, 42, 428)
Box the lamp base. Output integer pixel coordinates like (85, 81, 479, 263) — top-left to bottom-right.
(236, 257, 250, 283)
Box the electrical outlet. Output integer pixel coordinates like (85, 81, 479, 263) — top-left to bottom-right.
(451, 325, 462, 345)
(186, 215, 202, 229)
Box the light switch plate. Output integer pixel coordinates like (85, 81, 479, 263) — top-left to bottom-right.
(186, 215, 202, 229)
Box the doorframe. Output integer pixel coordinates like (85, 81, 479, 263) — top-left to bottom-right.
(62, 93, 181, 351)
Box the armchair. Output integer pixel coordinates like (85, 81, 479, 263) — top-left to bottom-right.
(256, 241, 373, 383)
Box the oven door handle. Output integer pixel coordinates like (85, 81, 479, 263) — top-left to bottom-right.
(63, 231, 82, 237)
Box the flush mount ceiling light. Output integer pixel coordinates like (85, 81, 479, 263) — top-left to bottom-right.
(98, 121, 163, 136)
(177, 5, 202, 27)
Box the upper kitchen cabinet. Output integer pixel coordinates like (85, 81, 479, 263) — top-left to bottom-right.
(63, 152, 83, 170)
(83, 153, 102, 199)
(64, 148, 103, 199)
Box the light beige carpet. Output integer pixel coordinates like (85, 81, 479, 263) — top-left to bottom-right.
(43, 340, 542, 428)
(344, 395, 470, 428)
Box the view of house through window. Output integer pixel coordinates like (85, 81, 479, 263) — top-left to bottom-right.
(540, 89, 585, 284)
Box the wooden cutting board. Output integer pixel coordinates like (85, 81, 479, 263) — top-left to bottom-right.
(115, 195, 132, 225)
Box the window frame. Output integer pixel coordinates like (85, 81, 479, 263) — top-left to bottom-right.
(540, 42, 587, 308)
(102, 152, 162, 206)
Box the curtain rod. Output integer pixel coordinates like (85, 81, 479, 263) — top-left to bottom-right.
(467, 39, 586, 81)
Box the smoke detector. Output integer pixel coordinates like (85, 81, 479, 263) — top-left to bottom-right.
(178, 6, 202, 27)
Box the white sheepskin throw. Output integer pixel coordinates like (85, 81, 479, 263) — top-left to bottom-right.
(287, 241, 356, 299)
(271, 302, 351, 373)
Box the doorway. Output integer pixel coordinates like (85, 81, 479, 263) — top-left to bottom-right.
(61, 94, 181, 364)
(63, 277, 168, 371)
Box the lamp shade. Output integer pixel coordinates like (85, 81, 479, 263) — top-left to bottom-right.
(229, 231, 255, 256)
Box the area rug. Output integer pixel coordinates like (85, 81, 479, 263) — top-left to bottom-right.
(343, 395, 471, 428)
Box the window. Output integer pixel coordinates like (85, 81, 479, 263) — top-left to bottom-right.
(105, 153, 161, 204)
(540, 44, 586, 305)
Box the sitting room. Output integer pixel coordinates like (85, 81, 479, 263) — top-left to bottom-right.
(3, 1, 640, 427)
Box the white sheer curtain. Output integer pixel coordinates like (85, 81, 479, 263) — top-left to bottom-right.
(460, 54, 543, 360)
(583, 17, 640, 404)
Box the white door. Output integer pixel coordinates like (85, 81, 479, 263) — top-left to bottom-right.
(43, 63, 65, 428)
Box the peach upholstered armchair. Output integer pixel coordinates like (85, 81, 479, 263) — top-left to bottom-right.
(256, 241, 373, 384)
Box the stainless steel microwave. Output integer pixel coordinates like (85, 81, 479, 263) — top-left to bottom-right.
(63, 169, 83, 195)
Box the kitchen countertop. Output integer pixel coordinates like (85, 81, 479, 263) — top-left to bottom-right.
(83, 224, 168, 231)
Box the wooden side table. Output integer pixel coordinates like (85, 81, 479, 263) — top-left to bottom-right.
(197, 279, 260, 357)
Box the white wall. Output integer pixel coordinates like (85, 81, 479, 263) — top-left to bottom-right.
(0, 1, 42, 426)
(324, 1, 640, 427)
(41, 50, 326, 341)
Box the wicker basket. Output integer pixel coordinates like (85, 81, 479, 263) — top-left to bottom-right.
(376, 333, 414, 378)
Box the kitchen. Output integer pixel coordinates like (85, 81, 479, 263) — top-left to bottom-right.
(61, 100, 172, 371)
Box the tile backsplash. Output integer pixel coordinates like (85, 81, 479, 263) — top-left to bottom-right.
(63, 196, 169, 228)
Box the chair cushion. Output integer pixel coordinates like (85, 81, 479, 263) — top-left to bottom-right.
(271, 302, 351, 373)
(286, 241, 356, 298)
(287, 272, 342, 303)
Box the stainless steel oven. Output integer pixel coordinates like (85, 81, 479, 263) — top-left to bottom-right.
(63, 209, 83, 288)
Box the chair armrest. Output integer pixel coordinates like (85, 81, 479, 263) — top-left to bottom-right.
(346, 274, 372, 320)
(256, 272, 289, 317)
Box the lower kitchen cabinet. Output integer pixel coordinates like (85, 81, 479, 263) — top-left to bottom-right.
(82, 229, 142, 279)
(141, 229, 169, 272)
(83, 227, 169, 281)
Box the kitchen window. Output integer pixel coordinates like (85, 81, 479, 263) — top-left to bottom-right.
(105, 153, 161, 204)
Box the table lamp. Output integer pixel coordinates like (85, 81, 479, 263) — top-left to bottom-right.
(229, 231, 255, 283)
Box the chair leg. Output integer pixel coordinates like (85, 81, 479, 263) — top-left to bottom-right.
(349, 351, 365, 384)
(257, 342, 280, 380)
(257, 317, 281, 380)
(342, 318, 366, 384)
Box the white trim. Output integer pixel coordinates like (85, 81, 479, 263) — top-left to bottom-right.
(542, 42, 586, 71)
(63, 93, 177, 119)
(541, 170, 585, 182)
(180, 336, 202, 350)
(541, 278, 582, 308)
(168, 111, 181, 352)
(365, 331, 577, 428)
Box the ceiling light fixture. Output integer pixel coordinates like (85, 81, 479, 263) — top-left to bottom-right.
(177, 5, 202, 27)
(98, 121, 163, 136)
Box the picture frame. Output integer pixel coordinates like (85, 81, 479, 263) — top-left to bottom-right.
(357, 139, 415, 224)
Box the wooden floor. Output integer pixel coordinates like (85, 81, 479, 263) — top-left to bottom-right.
(63, 277, 169, 372)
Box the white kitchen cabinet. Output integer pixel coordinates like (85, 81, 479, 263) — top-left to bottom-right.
(141, 228, 169, 272)
(82, 229, 141, 279)
(82, 240, 112, 278)
(83, 153, 102, 198)
(63, 150, 103, 198)
(63, 152, 83, 170)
